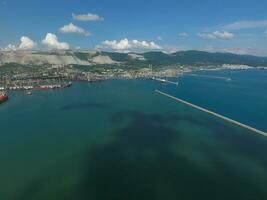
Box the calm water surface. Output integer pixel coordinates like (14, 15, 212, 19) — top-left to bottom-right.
(0, 69, 267, 200)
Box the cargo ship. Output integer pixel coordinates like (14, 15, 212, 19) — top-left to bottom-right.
(0, 91, 8, 104)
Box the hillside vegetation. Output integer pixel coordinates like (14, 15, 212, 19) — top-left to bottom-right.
(1, 50, 267, 70)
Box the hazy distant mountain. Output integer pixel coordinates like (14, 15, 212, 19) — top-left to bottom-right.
(1, 50, 267, 68)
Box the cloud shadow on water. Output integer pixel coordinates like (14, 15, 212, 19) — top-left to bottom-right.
(20, 111, 267, 200)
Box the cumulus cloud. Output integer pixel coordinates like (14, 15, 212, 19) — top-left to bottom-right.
(59, 23, 91, 36)
(19, 36, 37, 50)
(97, 38, 162, 51)
(2, 36, 37, 51)
(42, 33, 69, 50)
(3, 44, 17, 51)
(72, 13, 104, 22)
(223, 20, 267, 30)
(198, 31, 234, 40)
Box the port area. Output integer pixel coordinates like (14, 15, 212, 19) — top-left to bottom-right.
(0, 66, 183, 92)
(0, 80, 72, 91)
(155, 90, 267, 138)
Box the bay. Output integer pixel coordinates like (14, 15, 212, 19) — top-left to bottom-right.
(0, 69, 267, 200)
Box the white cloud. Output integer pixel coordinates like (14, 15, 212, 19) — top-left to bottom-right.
(59, 23, 91, 36)
(179, 32, 188, 38)
(97, 38, 162, 51)
(198, 31, 234, 40)
(42, 33, 69, 50)
(203, 45, 267, 57)
(19, 36, 37, 50)
(3, 44, 17, 51)
(72, 13, 104, 22)
(2, 36, 37, 51)
(223, 20, 267, 30)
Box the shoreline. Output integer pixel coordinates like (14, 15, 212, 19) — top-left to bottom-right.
(0, 67, 266, 92)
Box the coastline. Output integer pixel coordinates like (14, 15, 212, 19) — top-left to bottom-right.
(0, 65, 266, 92)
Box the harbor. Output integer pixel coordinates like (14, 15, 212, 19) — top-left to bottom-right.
(1, 72, 267, 200)
(0, 82, 72, 104)
(0, 82, 72, 91)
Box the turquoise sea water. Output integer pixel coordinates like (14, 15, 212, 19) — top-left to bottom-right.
(0, 69, 267, 200)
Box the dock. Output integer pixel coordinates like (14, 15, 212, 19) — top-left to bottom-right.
(155, 90, 267, 137)
(151, 77, 179, 86)
(185, 74, 231, 81)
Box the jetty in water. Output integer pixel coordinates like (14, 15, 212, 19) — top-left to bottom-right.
(151, 77, 179, 86)
(155, 90, 267, 138)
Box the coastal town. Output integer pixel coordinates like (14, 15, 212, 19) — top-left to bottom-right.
(0, 62, 184, 92)
(0, 50, 266, 99)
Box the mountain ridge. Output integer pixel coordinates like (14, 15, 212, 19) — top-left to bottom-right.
(1, 50, 267, 68)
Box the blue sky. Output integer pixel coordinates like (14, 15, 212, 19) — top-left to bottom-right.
(0, 0, 267, 55)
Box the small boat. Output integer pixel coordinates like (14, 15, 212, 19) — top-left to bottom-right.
(26, 91, 32, 95)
